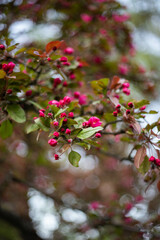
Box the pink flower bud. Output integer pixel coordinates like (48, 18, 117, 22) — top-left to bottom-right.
(39, 111, 45, 117)
(122, 82, 130, 88)
(95, 133, 101, 138)
(116, 104, 121, 109)
(48, 139, 57, 147)
(68, 139, 72, 143)
(123, 88, 130, 95)
(68, 112, 74, 118)
(63, 81, 68, 87)
(33, 117, 37, 120)
(47, 57, 51, 61)
(54, 154, 59, 160)
(128, 102, 134, 108)
(81, 13, 92, 23)
(53, 131, 60, 138)
(64, 47, 74, 55)
(62, 62, 70, 66)
(69, 73, 76, 80)
(26, 90, 32, 97)
(60, 56, 68, 62)
(6, 89, 12, 94)
(60, 112, 67, 118)
(0, 44, 5, 50)
(63, 118, 68, 123)
(8, 62, 15, 70)
(61, 128, 65, 132)
(149, 156, 155, 162)
(48, 113, 53, 118)
(59, 100, 65, 107)
(155, 158, 160, 166)
(126, 109, 130, 115)
(113, 111, 118, 117)
(65, 128, 71, 134)
(63, 96, 71, 105)
(53, 121, 59, 127)
(139, 106, 146, 111)
(74, 91, 80, 98)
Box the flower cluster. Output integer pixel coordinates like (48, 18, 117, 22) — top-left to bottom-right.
(2, 61, 15, 74)
(83, 117, 102, 128)
(149, 156, 160, 167)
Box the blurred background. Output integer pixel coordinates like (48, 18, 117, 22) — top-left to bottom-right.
(0, 0, 160, 240)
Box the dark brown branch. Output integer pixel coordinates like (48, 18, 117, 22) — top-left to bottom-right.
(0, 207, 43, 240)
(102, 130, 126, 135)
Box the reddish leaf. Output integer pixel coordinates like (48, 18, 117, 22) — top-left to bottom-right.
(134, 146, 146, 168)
(109, 76, 125, 90)
(45, 41, 64, 53)
(157, 180, 160, 192)
(123, 114, 141, 134)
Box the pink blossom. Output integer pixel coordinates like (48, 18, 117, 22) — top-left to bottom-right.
(74, 91, 80, 98)
(39, 111, 45, 117)
(53, 131, 60, 138)
(53, 78, 61, 88)
(81, 13, 92, 23)
(54, 154, 59, 160)
(63, 96, 71, 105)
(82, 121, 89, 127)
(88, 117, 102, 128)
(60, 56, 68, 62)
(122, 82, 130, 88)
(113, 14, 130, 23)
(89, 201, 100, 210)
(79, 94, 87, 105)
(95, 133, 101, 138)
(68, 112, 74, 118)
(0, 44, 5, 50)
(53, 121, 59, 127)
(69, 73, 76, 80)
(48, 139, 57, 147)
(118, 64, 129, 75)
(48, 100, 59, 107)
(139, 106, 146, 111)
(65, 128, 71, 134)
(149, 156, 155, 162)
(64, 47, 74, 55)
(123, 88, 130, 95)
(59, 100, 65, 107)
(60, 112, 67, 118)
(26, 90, 32, 97)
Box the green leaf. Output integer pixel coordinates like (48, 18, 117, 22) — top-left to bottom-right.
(7, 104, 26, 123)
(0, 69, 6, 79)
(148, 110, 158, 114)
(15, 47, 26, 55)
(104, 112, 116, 122)
(55, 107, 68, 117)
(34, 118, 49, 131)
(134, 99, 150, 109)
(68, 150, 81, 167)
(139, 156, 150, 175)
(91, 78, 109, 94)
(28, 100, 43, 109)
(77, 126, 103, 140)
(0, 120, 13, 139)
(7, 43, 19, 52)
(67, 118, 78, 126)
(25, 123, 39, 134)
(77, 142, 91, 150)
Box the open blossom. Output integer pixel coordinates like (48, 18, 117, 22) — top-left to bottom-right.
(48, 139, 57, 147)
(48, 100, 59, 107)
(81, 13, 92, 23)
(88, 117, 102, 128)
